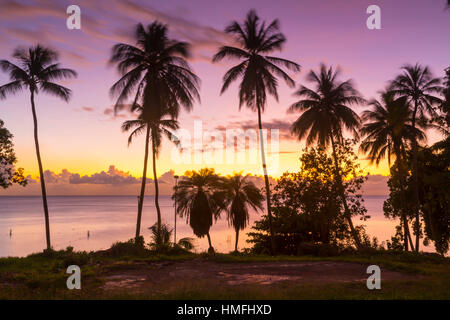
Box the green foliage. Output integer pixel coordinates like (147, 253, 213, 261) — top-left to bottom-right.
(0, 119, 27, 189)
(148, 222, 194, 254)
(105, 237, 148, 257)
(248, 142, 368, 254)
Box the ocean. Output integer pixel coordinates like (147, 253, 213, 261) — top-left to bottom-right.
(0, 195, 432, 257)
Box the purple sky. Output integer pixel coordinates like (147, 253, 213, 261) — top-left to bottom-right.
(0, 0, 449, 194)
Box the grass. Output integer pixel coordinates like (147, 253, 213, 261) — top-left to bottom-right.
(0, 247, 449, 300)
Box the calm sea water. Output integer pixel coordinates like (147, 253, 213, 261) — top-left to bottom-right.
(0, 195, 432, 257)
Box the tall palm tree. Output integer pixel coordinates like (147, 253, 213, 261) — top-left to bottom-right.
(224, 174, 264, 252)
(289, 64, 365, 249)
(389, 64, 442, 251)
(0, 45, 77, 250)
(360, 91, 427, 251)
(122, 103, 179, 243)
(172, 168, 227, 253)
(213, 10, 300, 254)
(110, 22, 200, 240)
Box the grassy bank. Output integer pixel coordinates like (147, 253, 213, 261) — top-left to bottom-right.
(0, 248, 449, 299)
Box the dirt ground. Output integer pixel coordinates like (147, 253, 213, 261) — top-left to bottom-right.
(101, 260, 416, 291)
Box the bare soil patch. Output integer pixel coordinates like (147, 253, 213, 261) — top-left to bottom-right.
(100, 260, 417, 291)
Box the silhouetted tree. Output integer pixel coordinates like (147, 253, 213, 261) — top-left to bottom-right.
(0, 45, 77, 250)
(389, 64, 442, 251)
(148, 222, 194, 252)
(0, 119, 27, 189)
(110, 22, 200, 240)
(224, 174, 264, 252)
(213, 10, 300, 254)
(122, 103, 179, 243)
(289, 64, 365, 249)
(360, 90, 426, 251)
(173, 168, 227, 253)
(248, 142, 368, 254)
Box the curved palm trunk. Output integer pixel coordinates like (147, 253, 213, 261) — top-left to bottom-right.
(207, 232, 213, 250)
(30, 90, 51, 250)
(330, 137, 362, 249)
(151, 133, 162, 238)
(411, 101, 420, 252)
(235, 228, 239, 252)
(257, 105, 275, 255)
(136, 125, 151, 240)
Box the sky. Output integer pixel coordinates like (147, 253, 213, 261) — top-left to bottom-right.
(0, 0, 449, 195)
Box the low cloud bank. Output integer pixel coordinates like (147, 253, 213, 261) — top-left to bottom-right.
(0, 166, 388, 196)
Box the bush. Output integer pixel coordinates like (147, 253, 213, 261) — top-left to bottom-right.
(297, 242, 339, 257)
(103, 237, 149, 257)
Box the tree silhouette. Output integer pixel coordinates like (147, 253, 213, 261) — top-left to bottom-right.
(213, 10, 300, 254)
(289, 64, 365, 249)
(0, 45, 76, 250)
(122, 103, 180, 244)
(360, 90, 426, 251)
(389, 64, 442, 251)
(173, 168, 227, 253)
(110, 22, 200, 240)
(224, 174, 264, 252)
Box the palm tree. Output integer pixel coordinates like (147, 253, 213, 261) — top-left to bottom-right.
(122, 103, 179, 243)
(213, 10, 300, 254)
(360, 91, 427, 251)
(0, 45, 77, 250)
(289, 64, 365, 249)
(172, 168, 227, 253)
(224, 174, 264, 252)
(442, 67, 450, 127)
(148, 222, 194, 252)
(389, 64, 442, 251)
(110, 22, 200, 240)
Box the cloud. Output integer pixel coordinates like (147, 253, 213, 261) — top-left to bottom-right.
(114, 0, 233, 59)
(69, 165, 140, 185)
(81, 106, 95, 112)
(43, 169, 72, 184)
(216, 118, 297, 140)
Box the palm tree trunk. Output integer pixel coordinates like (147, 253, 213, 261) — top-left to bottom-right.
(393, 148, 412, 251)
(136, 125, 151, 240)
(151, 133, 162, 238)
(30, 90, 51, 251)
(235, 228, 239, 252)
(411, 101, 420, 252)
(330, 137, 362, 249)
(207, 232, 213, 250)
(257, 105, 275, 255)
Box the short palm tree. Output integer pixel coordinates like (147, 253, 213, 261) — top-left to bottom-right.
(213, 10, 300, 254)
(172, 168, 227, 253)
(289, 64, 365, 249)
(360, 90, 426, 251)
(0, 45, 77, 250)
(122, 103, 179, 243)
(148, 222, 194, 252)
(389, 64, 442, 251)
(224, 174, 264, 252)
(110, 22, 200, 240)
